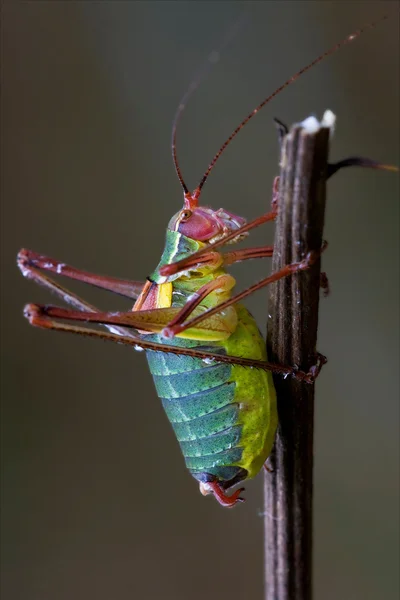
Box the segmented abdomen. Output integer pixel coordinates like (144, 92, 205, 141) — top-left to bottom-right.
(146, 336, 245, 484)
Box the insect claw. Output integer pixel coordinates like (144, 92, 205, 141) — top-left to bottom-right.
(23, 303, 41, 322)
(199, 481, 246, 507)
(236, 492, 246, 504)
(297, 240, 329, 271)
(304, 353, 328, 383)
(17, 248, 34, 279)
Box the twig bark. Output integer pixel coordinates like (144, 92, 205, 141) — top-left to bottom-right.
(264, 112, 334, 600)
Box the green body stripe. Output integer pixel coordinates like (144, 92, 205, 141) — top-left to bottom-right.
(161, 382, 236, 422)
(185, 447, 243, 471)
(147, 351, 206, 375)
(180, 425, 242, 457)
(152, 364, 231, 399)
(171, 403, 239, 440)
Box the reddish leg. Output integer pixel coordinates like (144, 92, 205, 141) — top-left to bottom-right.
(18, 249, 144, 300)
(159, 245, 274, 277)
(168, 241, 328, 337)
(199, 481, 245, 508)
(17, 253, 139, 339)
(161, 245, 274, 338)
(23, 304, 320, 382)
(223, 245, 274, 265)
(162, 274, 236, 338)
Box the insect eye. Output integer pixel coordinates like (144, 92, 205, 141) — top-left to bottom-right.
(180, 209, 192, 222)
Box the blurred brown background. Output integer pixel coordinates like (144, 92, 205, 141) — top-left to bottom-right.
(1, 2, 399, 599)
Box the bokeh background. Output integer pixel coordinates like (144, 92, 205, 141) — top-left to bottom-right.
(1, 2, 399, 599)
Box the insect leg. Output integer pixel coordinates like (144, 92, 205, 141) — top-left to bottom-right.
(160, 245, 276, 338)
(164, 241, 328, 337)
(159, 245, 274, 277)
(161, 274, 236, 337)
(222, 245, 274, 265)
(199, 481, 245, 508)
(18, 248, 144, 300)
(23, 304, 318, 381)
(18, 260, 142, 339)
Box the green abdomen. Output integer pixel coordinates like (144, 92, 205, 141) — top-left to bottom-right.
(145, 305, 277, 488)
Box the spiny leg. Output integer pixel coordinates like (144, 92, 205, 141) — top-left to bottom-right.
(23, 304, 319, 382)
(164, 241, 328, 337)
(17, 256, 139, 339)
(19, 260, 144, 338)
(161, 245, 328, 338)
(161, 246, 274, 338)
(18, 248, 144, 300)
(158, 245, 274, 275)
(223, 245, 274, 265)
(161, 274, 236, 336)
(19, 242, 321, 380)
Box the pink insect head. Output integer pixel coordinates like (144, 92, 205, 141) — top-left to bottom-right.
(167, 186, 246, 245)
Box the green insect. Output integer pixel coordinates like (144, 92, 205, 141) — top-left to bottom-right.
(18, 21, 396, 507)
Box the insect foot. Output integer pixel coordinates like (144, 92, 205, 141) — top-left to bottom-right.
(199, 481, 245, 508)
(287, 352, 327, 384)
(298, 240, 329, 272)
(23, 303, 43, 325)
(17, 248, 36, 279)
(304, 353, 328, 384)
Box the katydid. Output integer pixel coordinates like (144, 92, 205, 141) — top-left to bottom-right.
(18, 18, 397, 507)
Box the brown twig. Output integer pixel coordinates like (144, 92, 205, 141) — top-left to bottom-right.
(264, 112, 334, 600)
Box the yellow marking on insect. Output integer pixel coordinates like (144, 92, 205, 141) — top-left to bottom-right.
(157, 282, 173, 308)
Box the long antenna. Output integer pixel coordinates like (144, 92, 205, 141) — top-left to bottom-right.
(171, 16, 249, 197)
(192, 15, 389, 201)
